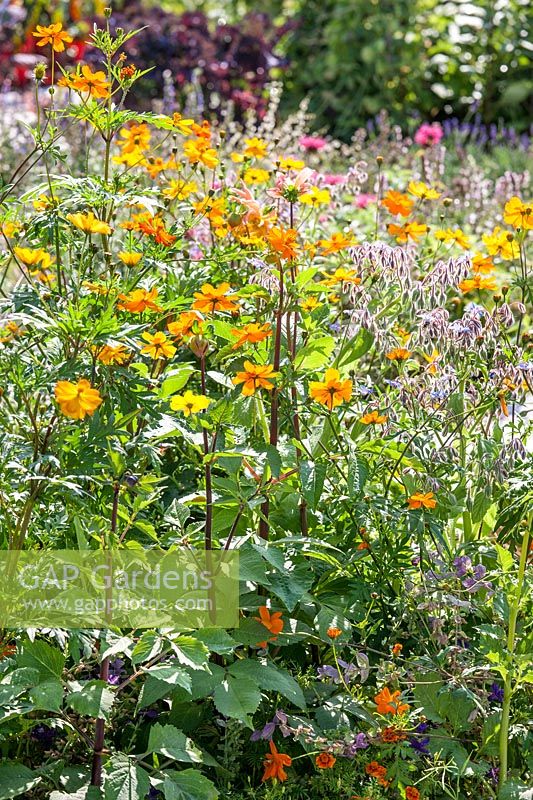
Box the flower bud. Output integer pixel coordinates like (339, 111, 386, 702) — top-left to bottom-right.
(189, 335, 209, 358)
(376, 155, 383, 166)
(34, 63, 46, 82)
(104, 7, 112, 17)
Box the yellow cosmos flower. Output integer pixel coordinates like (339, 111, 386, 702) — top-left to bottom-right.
(278, 157, 305, 171)
(435, 228, 470, 249)
(32, 22, 73, 52)
(232, 361, 278, 396)
(67, 211, 112, 235)
(309, 368, 352, 411)
(321, 267, 360, 287)
(423, 349, 441, 375)
(243, 168, 270, 185)
(183, 140, 219, 169)
(300, 296, 323, 312)
(244, 137, 268, 158)
(482, 227, 518, 260)
(1, 221, 22, 236)
(172, 113, 195, 135)
(163, 179, 198, 200)
(118, 251, 142, 266)
(388, 222, 428, 243)
(55, 379, 102, 420)
(503, 196, 532, 230)
(317, 232, 356, 254)
(386, 348, 411, 361)
(408, 491, 437, 510)
(170, 390, 211, 416)
(14, 247, 52, 267)
(117, 123, 151, 154)
(167, 311, 205, 339)
(140, 331, 177, 359)
(94, 344, 130, 365)
(407, 181, 441, 200)
(300, 186, 331, 206)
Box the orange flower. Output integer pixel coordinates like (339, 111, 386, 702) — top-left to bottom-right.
(374, 687, 409, 715)
(117, 123, 151, 154)
(365, 761, 389, 787)
(317, 232, 356, 254)
(192, 283, 239, 314)
(94, 344, 130, 365)
(327, 627, 342, 639)
(137, 215, 176, 247)
(71, 65, 110, 98)
(167, 311, 205, 339)
(316, 753, 336, 769)
(67, 211, 112, 235)
(266, 227, 299, 260)
(458, 275, 498, 293)
(472, 253, 494, 274)
(309, 368, 352, 411)
(117, 251, 142, 267)
(231, 322, 272, 349)
(388, 222, 428, 243)
(117, 287, 162, 313)
(55, 379, 102, 420)
(255, 605, 284, 648)
(408, 491, 437, 510)
(183, 139, 219, 169)
(386, 347, 411, 361)
(262, 740, 292, 782)
(392, 643, 403, 656)
(406, 788, 420, 800)
(32, 22, 73, 52)
(360, 410, 387, 425)
(503, 196, 532, 230)
(233, 361, 277, 396)
(381, 726, 407, 743)
(382, 190, 414, 217)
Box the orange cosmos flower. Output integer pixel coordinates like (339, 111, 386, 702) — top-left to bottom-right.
(458, 274, 498, 293)
(117, 123, 151, 154)
(408, 491, 437, 510)
(67, 211, 112, 235)
(117, 287, 162, 313)
(435, 228, 470, 249)
(360, 410, 387, 425)
(231, 322, 272, 349)
(266, 227, 299, 260)
(388, 221, 428, 243)
(317, 232, 356, 254)
(503, 196, 532, 230)
(472, 253, 494, 273)
(262, 740, 292, 783)
(33, 22, 73, 52)
(71, 65, 110, 98)
(167, 311, 205, 339)
(55, 379, 102, 420)
(171, 112, 195, 135)
(13, 247, 52, 267)
(374, 687, 409, 716)
(382, 190, 414, 217)
(381, 726, 407, 743)
(255, 605, 284, 648)
(406, 788, 421, 800)
(233, 361, 277, 396)
(94, 344, 130, 365)
(137, 215, 176, 247)
(183, 139, 219, 169)
(309, 368, 352, 411)
(140, 331, 176, 360)
(365, 761, 389, 787)
(327, 627, 343, 639)
(386, 347, 411, 361)
(316, 753, 336, 769)
(192, 283, 239, 314)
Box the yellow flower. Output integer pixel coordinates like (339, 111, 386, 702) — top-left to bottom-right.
(482, 227, 518, 260)
(458, 274, 498, 293)
(503, 196, 532, 230)
(33, 195, 54, 211)
(117, 123, 151, 154)
(317, 232, 356, 254)
(360, 410, 387, 425)
(167, 311, 204, 339)
(14, 247, 52, 267)
(423, 349, 440, 375)
(118, 251, 142, 266)
(32, 22, 73, 52)
(408, 491, 437, 510)
(163, 179, 198, 200)
(233, 361, 278, 396)
(183, 139, 219, 169)
(309, 368, 352, 411)
(1, 221, 21, 237)
(435, 228, 470, 249)
(117, 287, 162, 313)
(388, 222, 428, 243)
(172, 113, 195, 135)
(231, 322, 272, 349)
(67, 211, 112, 235)
(140, 331, 177, 359)
(230, 152, 245, 163)
(55, 379, 102, 420)
(278, 157, 305, 171)
(300, 186, 331, 206)
(94, 344, 130, 365)
(472, 253, 494, 274)
(170, 390, 211, 416)
(407, 181, 441, 200)
(386, 348, 411, 361)
(243, 168, 270, 185)
(321, 267, 360, 287)
(300, 296, 323, 312)
(244, 137, 268, 159)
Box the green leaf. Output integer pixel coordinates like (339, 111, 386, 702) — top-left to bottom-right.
(213, 675, 261, 727)
(103, 755, 150, 800)
(68, 680, 114, 721)
(171, 637, 209, 670)
(160, 366, 196, 398)
(229, 660, 306, 709)
(147, 723, 203, 763)
(299, 461, 327, 510)
(194, 628, 238, 655)
(295, 335, 335, 370)
(29, 679, 63, 711)
(162, 769, 218, 800)
(18, 640, 65, 681)
(131, 631, 163, 665)
(0, 763, 41, 799)
(347, 455, 369, 497)
(498, 780, 533, 800)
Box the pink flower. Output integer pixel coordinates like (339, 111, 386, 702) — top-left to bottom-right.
(354, 193, 377, 209)
(322, 173, 347, 186)
(414, 122, 444, 147)
(299, 135, 327, 151)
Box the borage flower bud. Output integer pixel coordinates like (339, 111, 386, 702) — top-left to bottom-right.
(104, 7, 112, 17)
(189, 335, 209, 358)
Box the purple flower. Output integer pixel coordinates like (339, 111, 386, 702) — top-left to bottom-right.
(486, 766, 499, 786)
(31, 724, 58, 744)
(488, 683, 504, 704)
(343, 732, 369, 757)
(250, 709, 289, 741)
(410, 735, 430, 754)
(107, 658, 125, 686)
(453, 555, 471, 577)
(146, 788, 163, 800)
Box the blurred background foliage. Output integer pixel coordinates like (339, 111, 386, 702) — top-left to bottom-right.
(1, 0, 531, 137)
